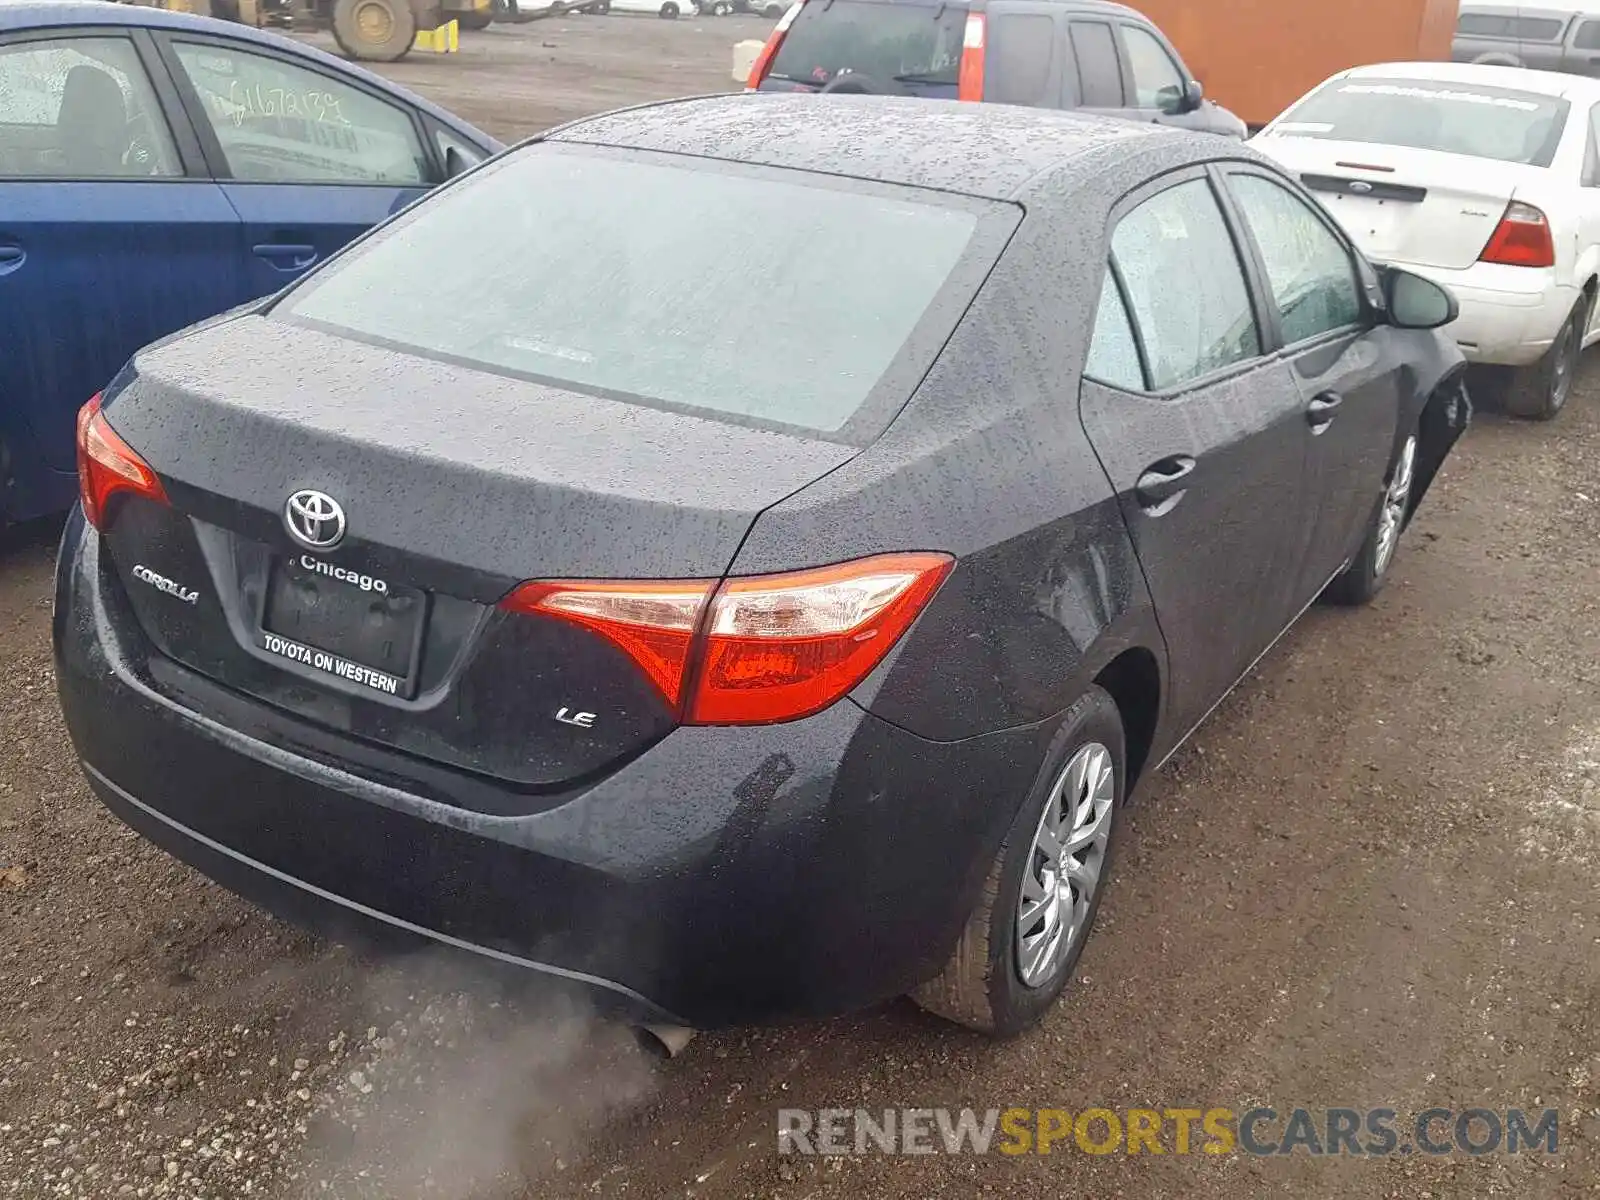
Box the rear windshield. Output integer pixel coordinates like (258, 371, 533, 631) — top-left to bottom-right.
(1273, 77, 1570, 167)
(277, 148, 986, 437)
(767, 0, 966, 89)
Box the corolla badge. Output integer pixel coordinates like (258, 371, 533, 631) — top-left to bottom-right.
(131, 564, 198, 604)
(284, 489, 346, 551)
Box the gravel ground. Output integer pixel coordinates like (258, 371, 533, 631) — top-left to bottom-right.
(4, 18, 1600, 1198)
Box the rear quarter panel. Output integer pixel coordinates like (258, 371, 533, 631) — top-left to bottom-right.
(731, 139, 1221, 744)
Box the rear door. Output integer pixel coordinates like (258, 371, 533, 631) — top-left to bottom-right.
(1221, 166, 1401, 599)
(1078, 169, 1311, 738)
(0, 28, 241, 502)
(155, 33, 437, 296)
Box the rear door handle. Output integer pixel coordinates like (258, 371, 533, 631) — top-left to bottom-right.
(0, 244, 24, 274)
(1134, 455, 1197, 514)
(1307, 391, 1342, 431)
(252, 243, 318, 271)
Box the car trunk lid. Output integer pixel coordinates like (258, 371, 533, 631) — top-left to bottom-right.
(1258, 137, 1545, 270)
(95, 316, 855, 793)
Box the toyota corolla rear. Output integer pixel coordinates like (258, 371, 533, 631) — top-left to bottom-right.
(52, 139, 1037, 1027)
(1253, 68, 1583, 365)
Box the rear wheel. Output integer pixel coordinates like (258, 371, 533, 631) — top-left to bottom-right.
(1503, 295, 1587, 421)
(913, 688, 1124, 1036)
(331, 0, 417, 61)
(659, 1, 679, 14)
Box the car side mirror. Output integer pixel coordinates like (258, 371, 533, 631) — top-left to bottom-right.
(444, 145, 470, 180)
(1384, 268, 1458, 330)
(1158, 79, 1204, 115)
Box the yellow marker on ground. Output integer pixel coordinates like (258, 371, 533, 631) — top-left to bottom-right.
(412, 18, 460, 52)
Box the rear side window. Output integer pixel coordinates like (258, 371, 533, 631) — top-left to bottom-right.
(1084, 274, 1144, 390)
(1273, 77, 1570, 167)
(986, 13, 1055, 107)
(766, 0, 965, 88)
(1069, 21, 1124, 107)
(1110, 179, 1260, 390)
(280, 149, 990, 437)
(0, 36, 181, 178)
(1512, 16, 1566, 40)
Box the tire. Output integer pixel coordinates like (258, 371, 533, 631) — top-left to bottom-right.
(1324, 429, 1419, 607)
(762, 1, 783, 13)
(711, 0, 731, 12)
(1503, 295, 1587, 421)
(331, 0, 418, 61)
(659, 2, 678, 14)
(456, 7, 492, 27)
(912, 687, 1125, 1036)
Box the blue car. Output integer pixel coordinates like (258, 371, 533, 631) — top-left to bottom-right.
(0, 1, 500, 524)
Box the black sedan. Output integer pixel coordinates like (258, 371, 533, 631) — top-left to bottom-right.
(54, 95, 1468, 1036)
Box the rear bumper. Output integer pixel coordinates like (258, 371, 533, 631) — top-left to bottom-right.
(54, 514, 1054, 1027)
(1397, 262, 1575, 368)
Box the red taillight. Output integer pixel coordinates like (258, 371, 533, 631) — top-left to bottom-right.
(503, 579, 712, 708)
(502, 552, 953, 725)
(957, 12, 986, 101)
(75, 393, 167, 530)
(746, 0, 802, 89)
(1479, 201, 1555, 268)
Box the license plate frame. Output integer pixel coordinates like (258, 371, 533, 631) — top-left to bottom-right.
(256, 555, 429, 699)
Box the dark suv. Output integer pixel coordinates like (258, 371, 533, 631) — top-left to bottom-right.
(747, 0, 1246, 138)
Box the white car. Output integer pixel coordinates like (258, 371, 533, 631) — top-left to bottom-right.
(1253, 61, 1600, 420)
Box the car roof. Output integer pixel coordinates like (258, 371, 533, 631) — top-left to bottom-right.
(1340, 59, 1600, 100)
(0, 1, 496, 143)
(546, 93, 1182, 202)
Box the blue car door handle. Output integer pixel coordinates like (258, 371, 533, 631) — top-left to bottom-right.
(0, 244, 25, 275)
(252, 243, 318, 271)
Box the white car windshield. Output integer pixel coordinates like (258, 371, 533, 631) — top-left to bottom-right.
(1273, 77, 1570, 167)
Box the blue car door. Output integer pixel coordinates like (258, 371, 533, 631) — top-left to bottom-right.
(0, 28, 242, 519)
(155, 34, 437, 297)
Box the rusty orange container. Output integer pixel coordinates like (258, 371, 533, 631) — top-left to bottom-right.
(1132, 0, 1459, 127)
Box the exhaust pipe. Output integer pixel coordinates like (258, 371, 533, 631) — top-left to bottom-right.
(635, 1023, 696, 1059)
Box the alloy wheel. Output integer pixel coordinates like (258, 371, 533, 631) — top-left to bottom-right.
(1015, 742, 1115, 988)
(1373, 434, 1417, 579)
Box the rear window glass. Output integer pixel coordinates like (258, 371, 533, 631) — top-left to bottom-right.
(767, 0, 965, 88)
(1273, 77, 1570, 167)
(278, 149, 986, 436)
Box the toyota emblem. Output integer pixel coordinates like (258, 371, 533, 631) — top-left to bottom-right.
(284, 489, 347, 551)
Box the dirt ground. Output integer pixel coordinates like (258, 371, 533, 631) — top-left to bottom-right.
(4, 17, 1600, 1199)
